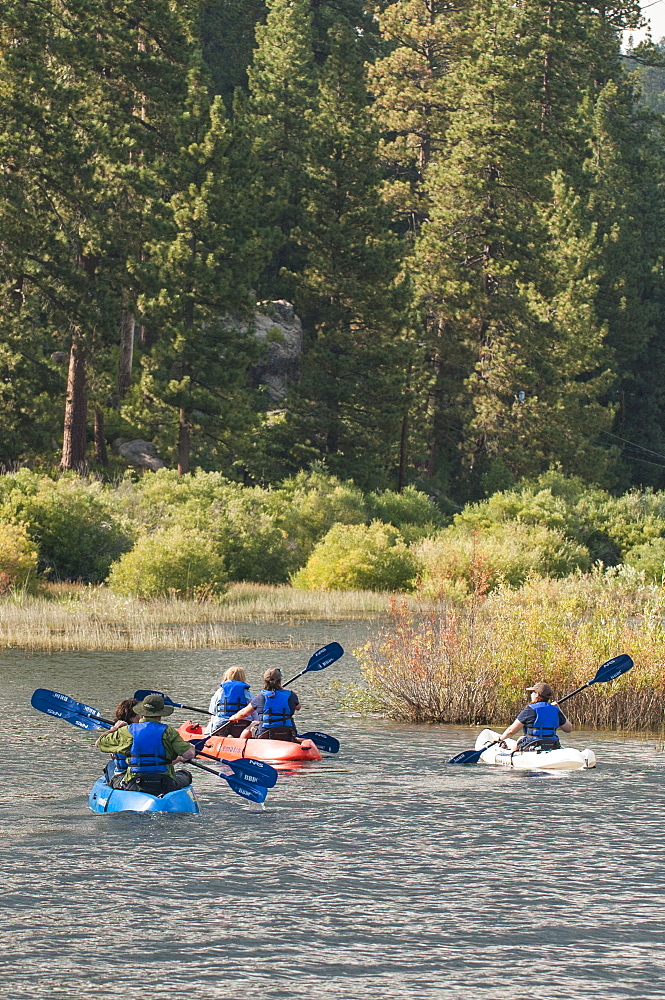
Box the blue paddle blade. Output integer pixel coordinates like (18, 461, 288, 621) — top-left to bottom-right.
(224, 775, 268, 804)
(31, 690, 110, 731)
(306, 642, 344, 672)
(593, 654, 633, 685)
(227, 758, 278, 788)
(133, 689, 180, 707)
(299, 731, 340, 753)
(448, 748, 485, 764)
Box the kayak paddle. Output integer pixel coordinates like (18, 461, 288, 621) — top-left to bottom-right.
(448, 741, 502, 766)
(188, 759, 268, 803)
(133, 689, 211, 716)
(190, 749, 278, 787)
(31, 689, 112, 730)
(283, 641, 344, 686)
(298, 731, 340, 754)
(557, 653, 633, 704)
(447, 652, 634, 764)
(30, 689, 278, 800)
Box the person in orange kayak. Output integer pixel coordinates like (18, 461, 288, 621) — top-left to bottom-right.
(498, 682, 573, 751)
(228, 667, 301, 742)
(204, 666, 256, 737)
(96, 693, 196, 792)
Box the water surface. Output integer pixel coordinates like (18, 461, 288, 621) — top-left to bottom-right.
(3, 623, 664, 999)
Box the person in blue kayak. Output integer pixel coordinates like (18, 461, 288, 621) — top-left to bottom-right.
(204, 666, 257, 738)
(99, 697, 141, 783)
(228, 667, 301, 742)
(498, 682, 573, 751)
(96, 693, 196, 793)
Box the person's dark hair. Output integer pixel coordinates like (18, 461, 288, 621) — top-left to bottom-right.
(115, 697, 139, 723)
(263, 668, 283, 691)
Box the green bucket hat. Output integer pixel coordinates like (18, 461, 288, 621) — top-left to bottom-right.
(133, 693, 174, 718)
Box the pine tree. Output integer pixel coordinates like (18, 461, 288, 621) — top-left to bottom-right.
(280, 24, 408, 488)
(412, 0, 619, 495)
(247, 0, 318, 299)
(125, 57, 266, 475)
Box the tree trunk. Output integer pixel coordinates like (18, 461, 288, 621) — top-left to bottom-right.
(177, 408, 190, 475)
(94, 407, 108, 466)
(60, 338, 88, 472)
(398, 411, 409, 492)
(118, 309, 135, 399)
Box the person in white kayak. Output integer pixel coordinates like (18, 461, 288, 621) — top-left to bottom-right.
(498, 682, 573, 751)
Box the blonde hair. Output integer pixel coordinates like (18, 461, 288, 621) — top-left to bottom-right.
(223, 666, 247, 683)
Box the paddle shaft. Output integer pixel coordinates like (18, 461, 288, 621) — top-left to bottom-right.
(557, 681, 591, 706)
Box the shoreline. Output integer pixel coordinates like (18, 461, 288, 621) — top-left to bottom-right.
(0, 582, 403, 651)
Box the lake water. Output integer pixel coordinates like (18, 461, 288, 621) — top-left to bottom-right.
(3, 621, 665, 999)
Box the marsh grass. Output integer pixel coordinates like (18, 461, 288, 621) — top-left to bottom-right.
(0, 582, 404, 650)
(354, 577, 665, 732)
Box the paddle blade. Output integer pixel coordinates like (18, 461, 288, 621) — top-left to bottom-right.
(306, 642, 344, 673)
(224, 775, 268, 804)
(592, 654, 633, 685)
(133, 689, 180, 708)
(31, 690, 110, 731)
(448, 748, 485, 765)
(227, 758, 278, 788)
(299, 731, 340, 754)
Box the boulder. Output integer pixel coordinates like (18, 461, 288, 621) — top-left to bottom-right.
(116, 439, 166, 472)
(251, 300, 303, 402)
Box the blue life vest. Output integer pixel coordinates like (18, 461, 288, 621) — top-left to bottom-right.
(214, 680, 252, 719)
(259, 689, 295, 732)
(525, 701, 560, 739)
(111, 750, 129, 775)
(128, 721, 169, 774)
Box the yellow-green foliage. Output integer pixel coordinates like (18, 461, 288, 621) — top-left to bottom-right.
(108, 526, 228, 599)
(354, 578, 665, 730)
(0, 470, 133, 581)
(414, 521, 590, 596)
(623, 537, 665, 583)
(0, 522, 39, 593)
(292, 520, 419, 592)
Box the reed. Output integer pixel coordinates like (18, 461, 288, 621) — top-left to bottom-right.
(0, 582, 403, 650)
(353, 578, 665, 732)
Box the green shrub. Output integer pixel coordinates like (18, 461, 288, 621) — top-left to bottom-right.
(0, 522, 39, 593)
(108, 526, 228, 598)
(366, 486, 445, 541)
(276, 469, 368, 565)
(292, 520, 418, 592)
(0, 474, 134, 582)
(415, 521, 591, 596)
(623, 537, 665, 584)
(117, 470, 294, 583)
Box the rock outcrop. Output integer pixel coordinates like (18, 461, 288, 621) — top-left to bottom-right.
(116, 439, 166, 471)
(251, 300, 303, 402)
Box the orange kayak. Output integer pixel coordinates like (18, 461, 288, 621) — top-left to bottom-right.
(178, 722, 323, 763)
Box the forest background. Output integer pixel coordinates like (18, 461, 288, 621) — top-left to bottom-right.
(7, 0, 665, 724)
(4, 0, 665, 500)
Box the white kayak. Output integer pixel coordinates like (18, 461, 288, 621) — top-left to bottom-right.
(475, 729, 596, 771)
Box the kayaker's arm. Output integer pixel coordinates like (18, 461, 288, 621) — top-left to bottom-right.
(552, 702, 573, 733)
(176, 746, 196, 763)
(227, 703, 256, 723)
(498, 718, 522, 742)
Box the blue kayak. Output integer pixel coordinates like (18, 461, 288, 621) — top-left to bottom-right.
(88, 777, 200, 814)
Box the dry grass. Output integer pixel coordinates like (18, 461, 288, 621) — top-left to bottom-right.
(354, 579, 665, 732)
(0, 582, 405, 651)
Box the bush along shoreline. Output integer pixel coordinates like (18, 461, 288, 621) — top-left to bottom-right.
(4, 469, 665, 599)
(352, 586, 665, 733)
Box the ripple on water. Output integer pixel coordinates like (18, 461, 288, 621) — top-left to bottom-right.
(3, 640, 665, 999)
